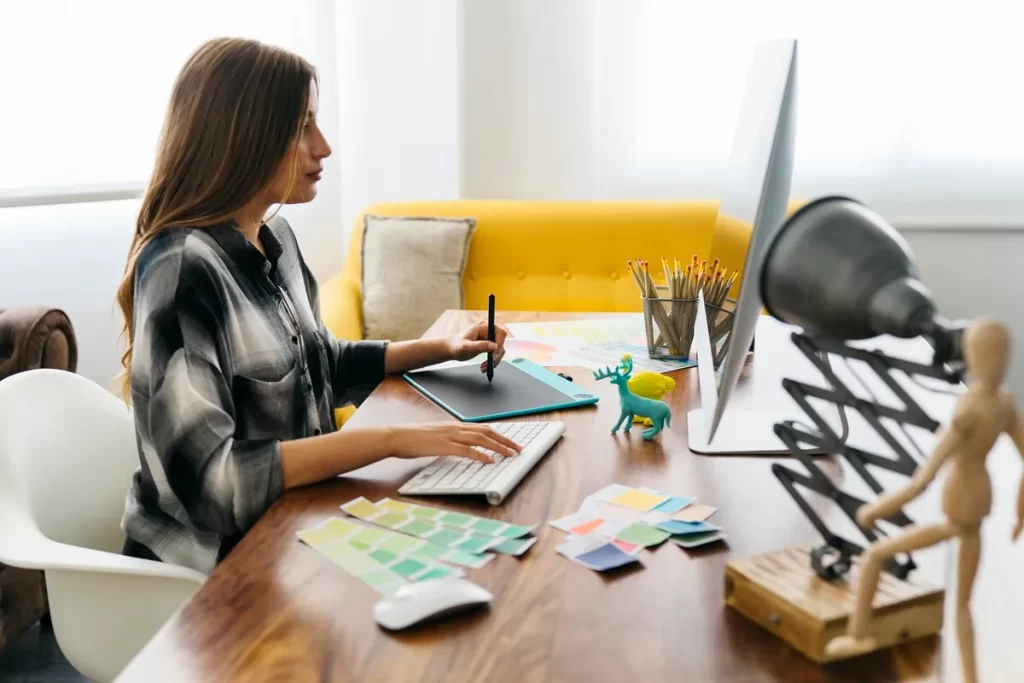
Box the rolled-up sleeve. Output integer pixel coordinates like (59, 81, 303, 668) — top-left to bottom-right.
(297, 254, 389, 407)
(324, 332, 389, 408)
(134, 254, 283, 538)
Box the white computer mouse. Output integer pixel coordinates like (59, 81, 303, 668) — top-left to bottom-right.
(373, 578, 493, 631)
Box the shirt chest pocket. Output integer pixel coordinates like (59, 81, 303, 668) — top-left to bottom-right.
(232, 361, 303, 439)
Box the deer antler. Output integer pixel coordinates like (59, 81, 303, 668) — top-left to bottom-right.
(618, 354, 634, 377)
(593, 365, 621, 381)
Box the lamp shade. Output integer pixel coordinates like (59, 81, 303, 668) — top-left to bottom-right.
(759, 196, 937, 340)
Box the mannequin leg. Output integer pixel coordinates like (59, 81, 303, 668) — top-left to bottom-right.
(956, 529, 981, 683)
(825, 522, 957, 656)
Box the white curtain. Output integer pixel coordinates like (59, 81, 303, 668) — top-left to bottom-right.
(594, 0, 1024, 225)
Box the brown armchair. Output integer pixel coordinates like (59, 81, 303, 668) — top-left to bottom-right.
(0, 306, 77, 653)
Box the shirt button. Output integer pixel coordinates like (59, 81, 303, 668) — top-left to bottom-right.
(313, 428, 321, 436)
(291, 335, 299, 344)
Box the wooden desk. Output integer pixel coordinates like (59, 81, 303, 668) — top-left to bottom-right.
(116, 311, 1024, 683)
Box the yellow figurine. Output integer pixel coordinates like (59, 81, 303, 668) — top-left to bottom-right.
(627, 371, 676, 425)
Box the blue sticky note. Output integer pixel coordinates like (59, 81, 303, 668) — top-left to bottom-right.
(655, 520, 721, 536)
(651, 496, 695, 515)
(574, 543, 640, 571)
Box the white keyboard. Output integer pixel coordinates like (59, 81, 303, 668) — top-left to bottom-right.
(398, 421, 565, 505)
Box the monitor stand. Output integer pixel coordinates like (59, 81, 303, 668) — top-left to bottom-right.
(688, 303, 821, 456)
(686, 407, 801, 455)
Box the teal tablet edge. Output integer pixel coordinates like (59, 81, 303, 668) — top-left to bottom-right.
(402, 358, 599, 423)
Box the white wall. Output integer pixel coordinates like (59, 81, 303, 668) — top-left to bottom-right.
(905, 230, 1024, 394)
(0, 200, 136, 391)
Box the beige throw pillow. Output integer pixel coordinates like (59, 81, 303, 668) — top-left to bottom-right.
(360, 214, 476, 341)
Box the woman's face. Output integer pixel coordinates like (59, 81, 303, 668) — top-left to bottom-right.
(266, 79, 331, 205)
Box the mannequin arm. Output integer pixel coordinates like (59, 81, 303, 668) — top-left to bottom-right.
(1006, 401, 1024, 540)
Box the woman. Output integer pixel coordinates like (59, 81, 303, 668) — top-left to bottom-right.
(117, 37, 520, 574)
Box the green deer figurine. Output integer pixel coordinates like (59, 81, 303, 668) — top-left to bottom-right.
(593, 354, 672, 440)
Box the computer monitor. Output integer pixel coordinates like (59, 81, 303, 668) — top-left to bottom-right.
(687, 38, 798, 454)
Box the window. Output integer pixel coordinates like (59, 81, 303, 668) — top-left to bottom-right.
(0, 0, 328, 203)
(596, 0, 1024, 225)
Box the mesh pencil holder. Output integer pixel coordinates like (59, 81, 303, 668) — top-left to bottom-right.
(642, 289, 698, 360)
(704, 298, 736, 368)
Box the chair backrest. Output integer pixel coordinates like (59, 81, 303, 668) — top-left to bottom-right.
(0, 369, 139, 554)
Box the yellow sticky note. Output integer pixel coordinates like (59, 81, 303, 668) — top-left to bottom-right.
(609, 489, 668, 512)
(378, 498, 414, 513)
(341, 497, 380, 519)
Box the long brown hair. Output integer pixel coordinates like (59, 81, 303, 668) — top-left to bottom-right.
(116, 37, 315, 400)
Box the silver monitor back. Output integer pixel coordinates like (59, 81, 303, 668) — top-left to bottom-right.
(698, 38, 798, 444)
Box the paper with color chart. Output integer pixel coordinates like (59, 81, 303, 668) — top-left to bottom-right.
(374, 497, 536, 538)
(341, 497, 537, 557)
(507, 317, 648, 348)
(654, 520, 722, 536)
(297, 517, 470, 594)
(505, 318, 694, 373)
(672, 503, 717, 523)
(669, 530, 727, 549)
(556, 533, 641, 572)
(411, 338, 583, 372)
(551, 483, 725, 562)
(569, 341, 695, 374)
(608, 488, 669, 511)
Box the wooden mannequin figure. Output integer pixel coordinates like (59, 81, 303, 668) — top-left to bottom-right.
(825, 317, 1024, 683)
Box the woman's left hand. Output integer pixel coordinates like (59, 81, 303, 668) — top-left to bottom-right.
(447, 321, 508, 372)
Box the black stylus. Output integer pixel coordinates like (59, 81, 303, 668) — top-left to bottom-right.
(486, 293, 495, 384)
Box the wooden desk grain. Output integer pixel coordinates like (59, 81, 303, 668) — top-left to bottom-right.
(115, 311, 1024, 683)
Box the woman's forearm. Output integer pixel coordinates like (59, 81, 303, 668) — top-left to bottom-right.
(280, 426, 396, 489)
(384, 337, 451, 374)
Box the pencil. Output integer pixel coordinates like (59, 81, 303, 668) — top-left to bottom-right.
(725, 270, 737, 296)
(626, 261, 644, 293)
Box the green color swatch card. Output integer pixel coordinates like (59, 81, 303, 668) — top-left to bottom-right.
(615, 522, 671, 547)
(369, 497, 537, 538)
(296, 516, 489, 593)
(340, 497, 538, 558)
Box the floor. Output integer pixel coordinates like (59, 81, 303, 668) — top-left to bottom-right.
(0, 619, 91, 682)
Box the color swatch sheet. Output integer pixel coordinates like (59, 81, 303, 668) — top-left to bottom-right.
(505, 318, 694, 373)
(550, 483, 727, 572)
(341, 497, 538, 557)
(508, 318, 648, 346)
(297, 516, 470, 596)
(417, 318, 693, 374)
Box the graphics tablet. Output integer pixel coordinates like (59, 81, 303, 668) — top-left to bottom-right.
(403, 357, 599, 422)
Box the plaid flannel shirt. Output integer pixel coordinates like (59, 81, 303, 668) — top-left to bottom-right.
(121, 216, 387, 574)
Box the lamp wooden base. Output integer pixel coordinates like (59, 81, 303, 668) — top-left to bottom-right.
(724, 547, 944, 664)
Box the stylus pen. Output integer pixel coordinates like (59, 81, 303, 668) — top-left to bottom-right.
(487, 293, 495, 383)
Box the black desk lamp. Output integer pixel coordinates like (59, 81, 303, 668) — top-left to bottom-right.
(758, 196, 967, 580)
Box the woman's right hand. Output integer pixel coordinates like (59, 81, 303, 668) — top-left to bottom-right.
(388, 423, 522, 463)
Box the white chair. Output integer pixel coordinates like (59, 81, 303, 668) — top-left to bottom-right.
(0, 368, 206, 682)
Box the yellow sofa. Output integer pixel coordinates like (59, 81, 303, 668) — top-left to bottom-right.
(319, 200, 755, 426)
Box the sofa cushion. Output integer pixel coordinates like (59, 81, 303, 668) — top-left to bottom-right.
(360, 214, 476, 341)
